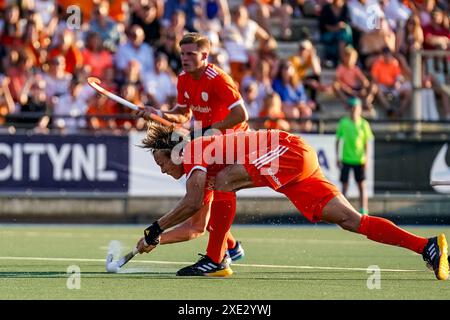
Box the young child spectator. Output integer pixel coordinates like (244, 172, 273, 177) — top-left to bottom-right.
(259, 91, 291, 131)
(333, 46, 378, 118)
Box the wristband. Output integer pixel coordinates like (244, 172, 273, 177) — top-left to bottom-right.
(143, 221, 163, 246)
(155, 110, 163, 117)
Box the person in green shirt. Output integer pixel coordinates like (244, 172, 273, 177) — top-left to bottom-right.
(336, 97, 374, 214)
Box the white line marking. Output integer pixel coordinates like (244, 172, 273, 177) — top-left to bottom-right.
(0, 256, 422, 272)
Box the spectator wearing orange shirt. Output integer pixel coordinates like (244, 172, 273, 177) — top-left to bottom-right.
(81, 31, 113, 78)
(370, 47, 412, 118)
(48, 28, 83, 74)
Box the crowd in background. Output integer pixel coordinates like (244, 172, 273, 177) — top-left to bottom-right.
(0, 0, 448, 134)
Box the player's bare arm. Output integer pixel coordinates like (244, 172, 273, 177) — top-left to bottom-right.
(136, 104, 192, 124)
(210, 103, 248, 131)
(141, 170, 207, 247)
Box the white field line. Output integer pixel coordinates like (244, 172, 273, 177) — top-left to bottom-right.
(0, 256, 422, 273)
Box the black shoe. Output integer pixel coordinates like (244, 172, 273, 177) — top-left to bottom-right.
(176, 254, 233, 277)
(422, 234, 449, 280)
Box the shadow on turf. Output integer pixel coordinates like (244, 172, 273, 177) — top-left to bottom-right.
(0, 271, 431, 282)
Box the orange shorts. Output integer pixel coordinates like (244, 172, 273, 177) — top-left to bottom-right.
(244, 136, 341, 222)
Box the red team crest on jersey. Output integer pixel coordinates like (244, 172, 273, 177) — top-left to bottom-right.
(177, 64, 248, 132)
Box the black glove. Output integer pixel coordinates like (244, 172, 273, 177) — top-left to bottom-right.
(143, 221, 163, 246)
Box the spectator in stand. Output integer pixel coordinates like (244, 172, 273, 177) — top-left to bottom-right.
(347, 0, 384, 49)
(130, 0, 162, 46)
(272, 59, 314, 132)
(0, 4, 26, 50)
(162, 0, 201, 32)
(377, 0, 412, 56)
(48, 28, 83, 74)
(161, 10, 189, 42)
(6, 49, 34, 104)
(52, 77, 88, 134)
(359, 16, 397, 70)
(420, 9, 449, 119)
(155, 33, 183, 74)
(398, 14, 424, 62)
(422, 9, 449, 50)
(198, 0, 231, 33)
(379, 0, 411, 32)
(289, 0, 322, 18)
(370, 47, 412, 118)
(81, 31, 113, 78)
(222, 5, 271, 87)
(86, 67, 122, 133)
(119, 83, 146, 131)
(0, 76, 16, 125)
(418, 0, 436, 27)
(115, 25, 155, 82)
(244, 0, 294, 40)
(242, 58, 274, 112)
(319, 0, 353, 67)
(35, 0, 59, 32)
(142, 53, 177, 109)
(289, 39, 323, 109)
(259, 91, 290, 131)
(16, 75, 50, 129)
(241, 80, 262, 123)
(89, 0, 122, 52)
(41, 55, 72, 104)
(21, 10, 53, 68)
(333, 46, 378, 118)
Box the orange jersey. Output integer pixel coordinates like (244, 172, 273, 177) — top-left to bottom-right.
(177, 63, 248, 132)
(182, 130, 314, 189)
(182, 129, 340, 222)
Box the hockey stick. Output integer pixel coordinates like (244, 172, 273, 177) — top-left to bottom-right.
(87, 76, 179, 129)
(105, 247, 139, 273)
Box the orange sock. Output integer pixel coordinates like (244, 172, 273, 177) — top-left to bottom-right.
(206, 192, 236, 264)
(357, 215, 428, 254)
(227, 232, 237, 250)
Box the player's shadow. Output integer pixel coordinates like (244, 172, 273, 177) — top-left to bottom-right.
(0, 271, 176, 279)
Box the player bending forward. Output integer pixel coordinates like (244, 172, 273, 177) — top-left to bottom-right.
(136, 122, 449, 280)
